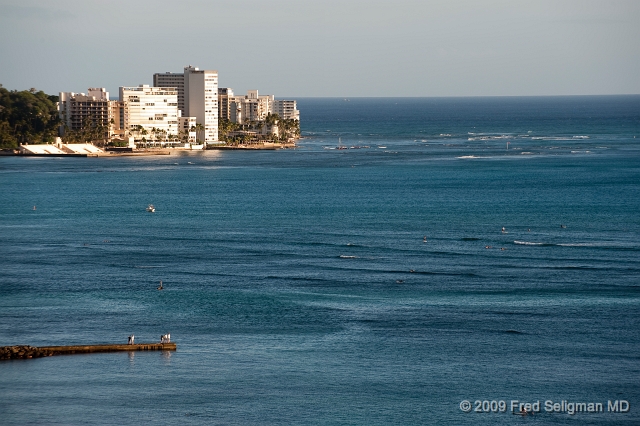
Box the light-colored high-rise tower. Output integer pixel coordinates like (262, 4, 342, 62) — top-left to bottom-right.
(183, 66, 219, 145)
(119, 85, 179, 145)
(272, 99, 300, 121)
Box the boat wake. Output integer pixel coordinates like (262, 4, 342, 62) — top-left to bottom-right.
(514, 241, 595, 248)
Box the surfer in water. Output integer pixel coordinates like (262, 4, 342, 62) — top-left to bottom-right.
(157, 281, 164, 290)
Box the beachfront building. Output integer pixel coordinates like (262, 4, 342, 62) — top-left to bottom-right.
(220, 89, 299, 124)
(225, 90, 274, 124)
(153, 71, 185, 115)
(119, 85, 179, 146)
(110, 101, 126, 140)
(58, 88, 117, 141)
(272, 99, 300, 121)
(152, 66, 299, 144)
(245, 90, 273, 123)
(184, 66, 219, 145)
(178, 115, 197, 144)
(154, 66, 219, 145)
(218, 88, 234, 121)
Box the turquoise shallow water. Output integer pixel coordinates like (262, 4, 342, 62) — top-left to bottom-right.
(1, 96, 639, 424)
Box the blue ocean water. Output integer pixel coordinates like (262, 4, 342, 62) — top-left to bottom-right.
(1, 96, 639, 425)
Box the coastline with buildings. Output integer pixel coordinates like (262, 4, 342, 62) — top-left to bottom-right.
(0, 65, 300, 156)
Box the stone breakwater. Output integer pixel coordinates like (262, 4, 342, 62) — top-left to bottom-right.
(0, 343, 176, 360)
(0, 346, 52, 360)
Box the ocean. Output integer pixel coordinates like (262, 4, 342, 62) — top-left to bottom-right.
(1, 96, 639, 424)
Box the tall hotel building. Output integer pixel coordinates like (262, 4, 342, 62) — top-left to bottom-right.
(119, 85, 179, 139)
(272, 100, 300, 121)
(153, 66, 219, 145)
(58, 88, 117, 140)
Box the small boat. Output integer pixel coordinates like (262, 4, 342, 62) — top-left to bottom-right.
(146, 204, 155, 213)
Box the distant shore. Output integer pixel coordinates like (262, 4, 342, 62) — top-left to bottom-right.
(1, 143, 297, 157)
(1, 149, 171, 157)
(208, 142, 296, 150)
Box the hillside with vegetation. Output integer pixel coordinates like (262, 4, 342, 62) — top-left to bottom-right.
(0, 85, 60, 150)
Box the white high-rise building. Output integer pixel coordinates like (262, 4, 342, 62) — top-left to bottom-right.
(153, 72, 185, 115)
(272, 100, 300, 121)
(183, 66, 219, 145)
(226, 90, 274, 124)
(119, 85, 179, 145)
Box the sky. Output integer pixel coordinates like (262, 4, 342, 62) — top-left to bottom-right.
(1, 0, 639, 97)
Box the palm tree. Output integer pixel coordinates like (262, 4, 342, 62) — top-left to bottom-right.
(194, 123, 205, 143)
(141, 128, 148, 147)
(149, 127, 157, 146)
(158, 129, 167, 146)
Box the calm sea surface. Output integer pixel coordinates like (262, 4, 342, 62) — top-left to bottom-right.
(1, 96, 639, 424)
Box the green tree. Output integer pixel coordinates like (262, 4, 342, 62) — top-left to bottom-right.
(194, 123, 205, 143)
(0, 86, 60, 149)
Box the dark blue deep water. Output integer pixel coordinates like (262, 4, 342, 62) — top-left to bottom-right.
(1, 96, 639, 424)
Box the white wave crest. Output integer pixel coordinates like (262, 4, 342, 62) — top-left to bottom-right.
(531, 137, 573, 141)
(513, 241, 544, 245)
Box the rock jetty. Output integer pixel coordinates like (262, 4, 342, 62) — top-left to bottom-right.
(1, 343, 176, 361)
(0, 345, 52, 360)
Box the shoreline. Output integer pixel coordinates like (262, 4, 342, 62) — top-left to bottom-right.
(2, 143, 298, 157)
(208, 142, 296, 150)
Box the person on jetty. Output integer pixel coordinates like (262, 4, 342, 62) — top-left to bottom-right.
(128, 335, 135, 345)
